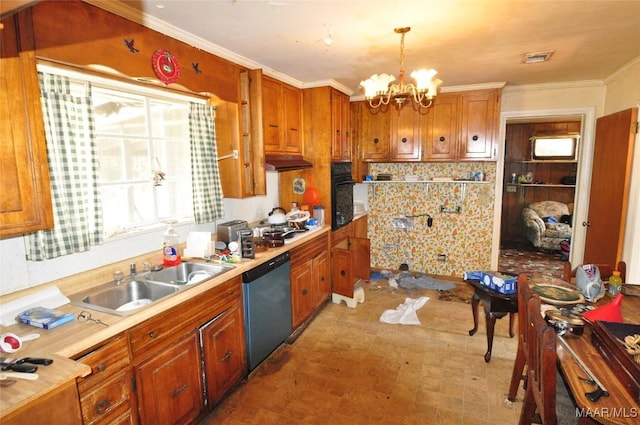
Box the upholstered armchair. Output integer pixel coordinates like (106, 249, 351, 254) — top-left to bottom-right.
(522, 201, 572, 251)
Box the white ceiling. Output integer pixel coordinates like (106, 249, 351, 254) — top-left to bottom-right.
(91, 0, 640, 96)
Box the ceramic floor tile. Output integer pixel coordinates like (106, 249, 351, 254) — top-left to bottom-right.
(199, 280, 521, 425)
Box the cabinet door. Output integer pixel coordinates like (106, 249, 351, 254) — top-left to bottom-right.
(135, 331, 203, 425)
(351, 236, 371, 283)
(282, 84, 302, 154)
(2, 380, 82, 425)
(262, 76, 283, 154)
(0, 12, 53, 237)
(201, 303, 247, 407)
(458, 90, 499, 160)
(331, 90, 351, 161)
(424, 93, 459, 160)
(332, 242, 354, 298)
(291, 259, 316, 329)
(390, 107, 421, 161)
(313, 250, 330, 308)
(359, 104, 390, 161)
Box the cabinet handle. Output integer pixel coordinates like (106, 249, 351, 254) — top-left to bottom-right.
(401, 137, 407, 143)
(97, 363, 106, 372)
(320, 276, 325, 282)
(149, 331, 158, 339)
(373, 138, 379, 144)
(472, 135, 479, 141)
(302, 288, 308, 296)
(340, 270, 346, 277)
(95, 399, 110, 415)
(268, 124, 278, 128)
(439, 136, 445, 142)
(220, 350, 233, 363)
(171, 383, 189, 398)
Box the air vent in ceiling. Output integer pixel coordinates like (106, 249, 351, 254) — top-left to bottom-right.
(522, 51, 554, 64)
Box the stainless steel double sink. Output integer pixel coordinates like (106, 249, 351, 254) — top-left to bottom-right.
(69, 262, 235, 316)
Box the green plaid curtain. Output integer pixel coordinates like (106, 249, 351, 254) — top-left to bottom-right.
(189, 103, 224, 223)
(25, 72, 102, 260)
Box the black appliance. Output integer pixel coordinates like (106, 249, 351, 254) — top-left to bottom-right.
(242, 251, 292, 371)
(330, 162, 354, 230)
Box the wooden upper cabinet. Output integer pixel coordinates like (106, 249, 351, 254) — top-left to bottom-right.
(458, 89, 500, 160)
(282, 84, 302, 154)
(0, 11, 53, 238)
(262, 75, 302, 155)
(390, 106, 421, 161)
(423, 93, 459, 161)
(359, 103, 391, 161)
(262, 76, 284, 154)
(331, 89, 351, 162)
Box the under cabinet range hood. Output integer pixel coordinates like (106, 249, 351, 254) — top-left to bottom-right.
(265, 155, 313, 172)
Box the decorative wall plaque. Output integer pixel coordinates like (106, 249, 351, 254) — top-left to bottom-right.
(152, 49, 180, 84)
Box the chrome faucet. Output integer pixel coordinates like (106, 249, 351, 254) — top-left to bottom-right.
(129, 263, 137, 276)
(113, 270, 124, 285)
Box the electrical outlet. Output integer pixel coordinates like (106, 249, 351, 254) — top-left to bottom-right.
(437, 254, 447, 262)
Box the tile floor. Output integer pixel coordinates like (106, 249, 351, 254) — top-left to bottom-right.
(200, 280, 523, 425)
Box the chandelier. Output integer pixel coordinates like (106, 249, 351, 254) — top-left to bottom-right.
(360, 27, 442, 110)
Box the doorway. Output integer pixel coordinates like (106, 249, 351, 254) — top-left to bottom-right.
(491, 107, 598, 276)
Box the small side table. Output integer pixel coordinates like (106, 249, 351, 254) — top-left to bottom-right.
(466, 279, 518, 362)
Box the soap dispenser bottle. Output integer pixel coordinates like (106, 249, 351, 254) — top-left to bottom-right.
(163, 223, 181, 266)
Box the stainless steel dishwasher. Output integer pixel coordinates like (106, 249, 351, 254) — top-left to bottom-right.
(242, 251, 292, 371)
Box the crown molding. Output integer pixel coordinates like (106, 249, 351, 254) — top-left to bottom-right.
(503, 80, 604, 93)
(604, 55, 640, 85)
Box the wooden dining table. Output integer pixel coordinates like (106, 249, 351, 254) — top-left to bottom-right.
(551, 284, 640, 425)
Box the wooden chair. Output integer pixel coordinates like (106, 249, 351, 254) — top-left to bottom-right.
(508, 274, 536, 401)
(518, 293, 558, 425)
(562, 261, 626, 283)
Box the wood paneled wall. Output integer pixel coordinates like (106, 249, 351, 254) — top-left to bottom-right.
(30, 0, 243, 103)
(501, 121, 581, 246)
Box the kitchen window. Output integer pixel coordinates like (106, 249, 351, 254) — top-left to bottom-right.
(38, 64, 199, 239)
(92, 86, 194, 238)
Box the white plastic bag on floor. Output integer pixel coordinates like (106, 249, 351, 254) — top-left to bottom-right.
(380, 297, 429, 325)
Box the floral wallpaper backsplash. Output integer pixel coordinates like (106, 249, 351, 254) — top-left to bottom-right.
(366, 162, 497, 277)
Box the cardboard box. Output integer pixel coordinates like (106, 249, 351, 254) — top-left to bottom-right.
(481, 271, 517, 294)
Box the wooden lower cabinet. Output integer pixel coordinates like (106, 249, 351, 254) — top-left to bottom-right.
(2, 380, 82, 425)
(129, 277, 246, 424)
(290, 234, 330, 329)
(74, 335, 136, 425)
(332, 221, 371, 299)
(135, 331, 204, 425)
(201, 303, 247, 407)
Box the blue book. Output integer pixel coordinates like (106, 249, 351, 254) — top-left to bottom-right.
(17, 307, 75, 329)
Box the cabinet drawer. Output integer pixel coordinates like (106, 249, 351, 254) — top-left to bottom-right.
(129, 276, 242, 361)
(331, 223, 353, 246)
(76, 336, 129, 391)
(91, 404, 134, 425)
(78, 369, 132, 425)
(290, 234, 328, 265)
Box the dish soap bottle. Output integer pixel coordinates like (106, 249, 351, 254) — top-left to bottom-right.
(163, 223, 181, 266)
(608, 270, 622, 296)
